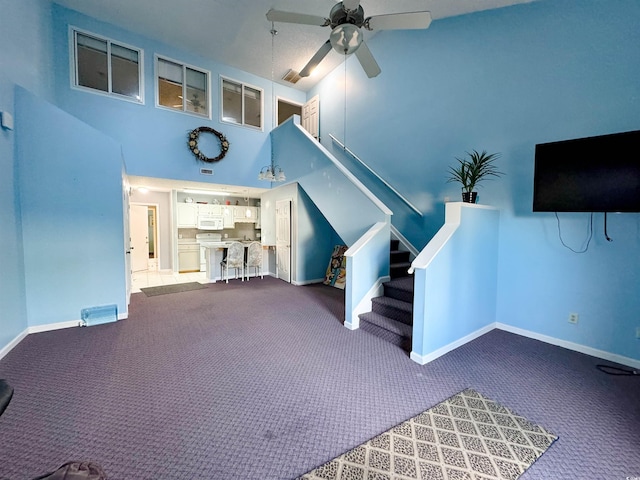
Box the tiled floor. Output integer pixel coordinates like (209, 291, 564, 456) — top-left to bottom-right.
(131, 269, 207, 293)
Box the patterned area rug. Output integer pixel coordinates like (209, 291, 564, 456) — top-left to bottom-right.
(140, 282, 207, 297)
(299, 388, 557, 480)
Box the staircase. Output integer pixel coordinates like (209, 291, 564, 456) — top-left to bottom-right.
(358, 239, 414, 351)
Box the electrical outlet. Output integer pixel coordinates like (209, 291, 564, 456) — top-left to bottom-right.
(568, 313, 579, 324)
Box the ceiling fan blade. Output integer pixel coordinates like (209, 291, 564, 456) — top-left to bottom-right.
(266, 9, 329, 27)
(366, 11, 432, 31)
(300, 40, 333, 77)
(342, 0, 361, 12)
(355, 41, 381, 78)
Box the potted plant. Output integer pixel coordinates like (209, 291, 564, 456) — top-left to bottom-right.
(447, 149, 503, 203)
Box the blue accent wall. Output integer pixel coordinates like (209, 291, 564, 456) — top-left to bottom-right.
(309, 0, 640, 361)
(16, 86, 127, 326)
(2, 0, 639, 364)
(0, 0, 54, 350)
(50, 4, 306, 187)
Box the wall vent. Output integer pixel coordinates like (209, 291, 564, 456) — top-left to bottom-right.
(200, 168, 214, 176)
(282, 69, 302, 84)
(80, 304, 118, 326)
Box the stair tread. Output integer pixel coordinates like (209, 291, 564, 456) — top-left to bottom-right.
(384, 276, 414, 292)
(372, 295, 412, 313)
(390, 261, 411, 268)
(359, 311, 412, 337)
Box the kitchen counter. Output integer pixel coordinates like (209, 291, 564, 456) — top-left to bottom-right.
(202, 242, 265, 282)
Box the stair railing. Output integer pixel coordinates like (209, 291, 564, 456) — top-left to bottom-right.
(329, 134, 423, 217)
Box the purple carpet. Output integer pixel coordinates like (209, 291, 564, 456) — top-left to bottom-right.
(0, 276, 638, 479)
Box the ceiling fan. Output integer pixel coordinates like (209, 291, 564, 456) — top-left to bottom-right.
(266, 0, 432, 78)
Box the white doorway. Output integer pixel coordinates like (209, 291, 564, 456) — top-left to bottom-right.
(275, 199, 291, 283)
(276, 97, 302, 126)
(130, 204, 149, 273)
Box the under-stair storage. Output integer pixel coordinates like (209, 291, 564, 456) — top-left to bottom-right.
(359, 239, 414, 351)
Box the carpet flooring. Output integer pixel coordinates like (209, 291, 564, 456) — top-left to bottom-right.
(299, 388, 557, 480)
(0, 276, 638, 479)
(140, 281, 207, 296)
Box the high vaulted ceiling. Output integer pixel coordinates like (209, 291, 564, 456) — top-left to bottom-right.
(53, 0, 535, 92)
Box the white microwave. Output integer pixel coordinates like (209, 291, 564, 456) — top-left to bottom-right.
(197, 215, 223, 230)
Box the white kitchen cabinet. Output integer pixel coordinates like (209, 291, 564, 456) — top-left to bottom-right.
(234, 206, 257, 223)
(177, 203, 198, 228)
(198, 204, 222, 216)
(178, 244, 200, 272)
(222, 205, 234, 228)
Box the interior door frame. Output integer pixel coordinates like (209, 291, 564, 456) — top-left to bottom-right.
(130, 201, 161, 272)
(275, 198, 292, 283)
(275, 96, 302, 126)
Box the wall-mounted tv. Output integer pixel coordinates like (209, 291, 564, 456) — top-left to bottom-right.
(533, 129, 640, 212)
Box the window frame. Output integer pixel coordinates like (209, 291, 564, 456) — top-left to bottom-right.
(155, 54, 211, 119)
(69, 26, 144, 104)
(220, 76, 264, 131)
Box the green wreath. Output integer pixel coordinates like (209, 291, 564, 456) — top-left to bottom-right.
(187, 126, 230, 163)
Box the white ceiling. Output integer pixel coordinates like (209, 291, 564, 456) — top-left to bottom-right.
(53, 0, 535, 92)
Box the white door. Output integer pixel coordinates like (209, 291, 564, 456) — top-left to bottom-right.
(276, 199, 291, 283)
(123, 180, 132, 304)
(302, 95, 319, 140)
(130, 204, 149, 273)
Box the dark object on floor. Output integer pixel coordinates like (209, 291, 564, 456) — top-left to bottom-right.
(140, 282, 207, 297)
(0, 379, 12, 417)
(32, 461, 107, 480)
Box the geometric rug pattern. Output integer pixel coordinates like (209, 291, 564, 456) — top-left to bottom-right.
(298, 388, 558, 480)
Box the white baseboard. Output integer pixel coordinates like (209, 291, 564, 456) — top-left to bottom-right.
(496, 323, 640, 370)
(28, 320, 81, 334)
(292, 277, 325, 286)
(410, 323, 495, 365)
(0, 328, 29, 361)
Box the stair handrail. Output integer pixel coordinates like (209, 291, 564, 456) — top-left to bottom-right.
(329, 134, 423, 217)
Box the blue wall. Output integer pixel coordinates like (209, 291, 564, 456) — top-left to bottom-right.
(309, 0, 640, 362)
(16, 87, 127, 326)
(0, 0, 54, 349)
(51, 4, 306, 187)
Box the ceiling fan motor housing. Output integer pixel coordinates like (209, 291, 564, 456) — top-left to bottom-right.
(330, 2, 365, 28)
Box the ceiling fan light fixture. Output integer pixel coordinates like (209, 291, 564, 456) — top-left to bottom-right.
(329, 23, 362, 55)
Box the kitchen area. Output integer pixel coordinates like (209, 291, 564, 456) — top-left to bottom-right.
(175, 189, 270, 282)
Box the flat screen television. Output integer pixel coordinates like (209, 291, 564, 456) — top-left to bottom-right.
(532, 129, 640, 212)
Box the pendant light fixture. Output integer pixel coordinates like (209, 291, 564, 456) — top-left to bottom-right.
(259, 22, 286, 183)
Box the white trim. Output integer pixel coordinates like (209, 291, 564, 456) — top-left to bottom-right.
(496, 323, 640, 370)
(219, 75, 264, 131)
(154, 54, 212, 119)
(291, 277, 325, 286)
(410, 202, 498, 273)
(345, 275, 390, 330)
(68, 25, 145, 105)
(0, 329, 29, 361)
(390, 224, 419, 259)
(344, 221, 388, 258)
(330, 134, 422, 217)
(28, 320, 81, 334)
(286, 116, 393, 216)
(410, 322, 640, 369)
(275, 96, 303, 128)
(410, 323, 494, 365)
